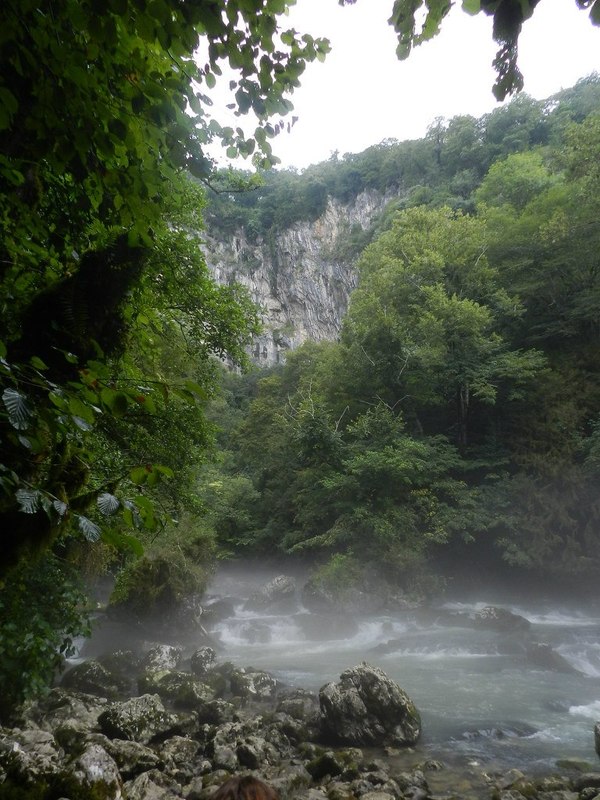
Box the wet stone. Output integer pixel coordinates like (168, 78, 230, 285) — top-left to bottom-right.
(0, 729, 64, 783)
(88, 733, 162, 779)
(98, 694, 178, 744)
(141, 645, 183, 674)
(190, 647, 217, 675)
(70, 743, 123, 800)
(124, 768, 183, 800)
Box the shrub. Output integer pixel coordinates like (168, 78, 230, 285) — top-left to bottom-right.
(0, 553, 90, 720)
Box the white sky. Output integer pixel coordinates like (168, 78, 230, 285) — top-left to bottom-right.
(209, 1, 600, 171)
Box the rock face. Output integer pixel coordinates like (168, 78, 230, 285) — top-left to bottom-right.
(205, 190, 389, 366)
(319, 662, 421, 747)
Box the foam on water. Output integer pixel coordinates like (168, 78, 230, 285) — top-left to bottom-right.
(214, 616, 304, 647)
(380, 646, 500, 660)
(204, 569, 600, 767)
(568, 699, 600, 719)
(556, 642, 600, 677)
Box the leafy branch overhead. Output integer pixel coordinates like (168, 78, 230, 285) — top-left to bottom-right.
(341, 0, 600, 100)
(0, 0, 291, 571)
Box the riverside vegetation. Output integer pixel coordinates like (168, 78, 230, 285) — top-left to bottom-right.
(2, 0, 600, 795)
(201, 74, 600, 596)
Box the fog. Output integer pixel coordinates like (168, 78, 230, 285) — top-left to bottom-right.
(80, 561, 600, 774)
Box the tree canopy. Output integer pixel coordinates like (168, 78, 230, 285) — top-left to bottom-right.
(0, 0, 330, 711)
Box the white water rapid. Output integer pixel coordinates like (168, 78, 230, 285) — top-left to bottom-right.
(206, 568, 600, 774)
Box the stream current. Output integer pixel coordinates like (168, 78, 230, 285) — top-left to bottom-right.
(206, 569, 600, 774)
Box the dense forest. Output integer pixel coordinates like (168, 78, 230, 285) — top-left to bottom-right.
(201, 74, 600, 596)
(1, 0, 600, 724)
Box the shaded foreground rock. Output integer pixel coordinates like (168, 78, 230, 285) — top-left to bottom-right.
(1, 643, 594, 800)
(319, 662, 421, 746)
(98, 694, 180, 744)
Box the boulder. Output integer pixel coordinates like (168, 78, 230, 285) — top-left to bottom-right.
(138, 670, 217, 708)
(319, 662, 421, 746)
(168, 592, 206, 633)
(277, 689, 320, 721)
(0, 729, 64, 784)
(473, 606, 531, 633)
(244, 575, 297, 612)
(97, 650, 143, 695)
(459, 721, 538, 740)
(141, 645, 183, 674)
(88, 733, 162, 778)
(124, 768, 183, 800)
(595, 722, 600, 758)
(196, 699, 237, 725)
(70, 743, 123, 800)
(61, 658, 124, 698)
(158, 735, 200, 782)
(574, 773, 600, 791)
(201, 597, 237, 625)
(230, 668, 278, 701)
(306, 750, 345, 781)
(21, 688, 109, 738)
(526, 642, 579, 673)
(190, 646, 217, 675)
(98, 694, 179, 744)
(205, 717, 281, 771)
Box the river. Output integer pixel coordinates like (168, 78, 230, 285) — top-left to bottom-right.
(205, 566, 600, 775)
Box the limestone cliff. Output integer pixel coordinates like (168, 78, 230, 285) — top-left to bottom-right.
(204, 190, 388, 366)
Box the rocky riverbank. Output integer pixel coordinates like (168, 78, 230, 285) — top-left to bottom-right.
(2, 638, 600, 800)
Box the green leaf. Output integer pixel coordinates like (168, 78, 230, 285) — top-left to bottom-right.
(101, 527, 144, 555)
(462, 0, 480, 14)
(130, 466, 149, 485)
(49, 392, 68, 411)
(101, 389, 129, 416)
(68, 397, 95, 424)
(30, 356, 49, 370)
(183, 380, 207, 400)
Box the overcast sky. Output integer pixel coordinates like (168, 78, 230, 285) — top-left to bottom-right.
(210, 1, 600, 171)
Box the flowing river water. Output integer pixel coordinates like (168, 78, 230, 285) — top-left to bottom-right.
(204, 567, 600, 776)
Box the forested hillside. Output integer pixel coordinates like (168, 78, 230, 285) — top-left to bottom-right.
(1, 0, 599, 722)
(201, 74, 600, 596)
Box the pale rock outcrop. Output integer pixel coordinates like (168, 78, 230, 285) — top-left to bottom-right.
(319, 662, 421, 747)
(205, 191, 390, 366)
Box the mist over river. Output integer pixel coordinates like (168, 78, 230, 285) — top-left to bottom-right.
(204, 565, 600, 774)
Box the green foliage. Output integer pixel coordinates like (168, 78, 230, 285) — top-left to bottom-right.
(0, 553, 90, 720)
(109, 547, 209, 621)
(206, 77, 600, 242)
(204, 94, 600, 582)
(0, 0, 329, 709)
